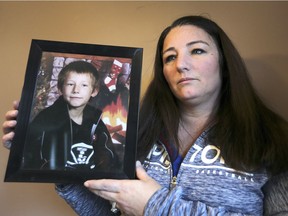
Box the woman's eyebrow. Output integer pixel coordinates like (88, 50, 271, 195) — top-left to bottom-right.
(163, 47, 175, 55)
(187, 40, 209, 47)
(163, 40, 210, 55)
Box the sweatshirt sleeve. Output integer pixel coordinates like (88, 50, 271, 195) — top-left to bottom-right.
(144, 186, 247, 216)
(263, 172, 288, 215)
(55, 184, 118, 216)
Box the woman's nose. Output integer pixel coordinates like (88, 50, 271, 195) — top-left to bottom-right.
(176, 53, 190, 73)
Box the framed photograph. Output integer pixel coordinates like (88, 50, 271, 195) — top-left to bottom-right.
(4, 39, 143, 183)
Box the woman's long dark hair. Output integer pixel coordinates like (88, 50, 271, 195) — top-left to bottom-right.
(137, 15, 288, 175)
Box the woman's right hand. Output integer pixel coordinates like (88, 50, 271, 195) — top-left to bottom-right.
(2, 101, 19, 149)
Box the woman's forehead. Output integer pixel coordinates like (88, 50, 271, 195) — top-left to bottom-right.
(163, 25, 215, 50)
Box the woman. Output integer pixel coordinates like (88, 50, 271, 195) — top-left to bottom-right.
(3, 16, 288, 215)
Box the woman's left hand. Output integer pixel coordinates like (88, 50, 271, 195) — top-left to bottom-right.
(84, 161, 162, 216)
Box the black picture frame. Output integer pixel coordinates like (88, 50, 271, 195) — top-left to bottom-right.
(4, 39, 143, 183)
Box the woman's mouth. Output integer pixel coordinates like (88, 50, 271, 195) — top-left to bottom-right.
(177, 77, 196, 84)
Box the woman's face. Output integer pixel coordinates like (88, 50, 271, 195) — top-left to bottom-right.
(162, 25, 221, 109)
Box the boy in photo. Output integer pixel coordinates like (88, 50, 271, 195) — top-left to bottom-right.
(23, 60, 119, 171)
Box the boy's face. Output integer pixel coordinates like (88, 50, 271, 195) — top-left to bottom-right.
(60, 71, 98, 109)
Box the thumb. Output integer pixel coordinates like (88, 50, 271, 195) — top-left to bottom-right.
(135, 160, 150, 181)
(13, 100, 19, 110)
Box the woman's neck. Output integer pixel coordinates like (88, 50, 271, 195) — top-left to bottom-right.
(177, 102, 215, 156)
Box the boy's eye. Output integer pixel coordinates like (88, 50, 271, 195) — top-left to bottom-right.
(191, 49, 205, 55)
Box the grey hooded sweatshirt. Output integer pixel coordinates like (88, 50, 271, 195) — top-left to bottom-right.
(56, 131, 288, 215)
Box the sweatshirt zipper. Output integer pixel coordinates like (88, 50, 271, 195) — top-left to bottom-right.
(170, 176, 177, 189)
(158, 143, 178, 189)
(170, 154, 183, 189)
(149, 141, 180, 189)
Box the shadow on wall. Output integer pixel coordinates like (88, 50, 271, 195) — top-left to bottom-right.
(245, 54, 288, 121)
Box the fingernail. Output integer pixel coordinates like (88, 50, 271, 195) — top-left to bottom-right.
(136, 160, 142, 167)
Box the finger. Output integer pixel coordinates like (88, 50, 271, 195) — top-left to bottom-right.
(2, 120, 17, 134)
(3, 140, 12, 149)
(84, 179, 120, 192)
(135, 160, 150, 181)
(2, 132, 15, 149)
(92, 189, 119, 201)
(5, 110, 18, 120)
(2, 132, 15, 143)
(84, 180, 120, 202)
(12, 100, 19, 110)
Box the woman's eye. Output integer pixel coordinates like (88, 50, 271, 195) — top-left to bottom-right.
(192, 49, 205, 54)
(191, 49, 205, 55)
(164, 55, 176, 63)
(66, 83, 74, 86)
